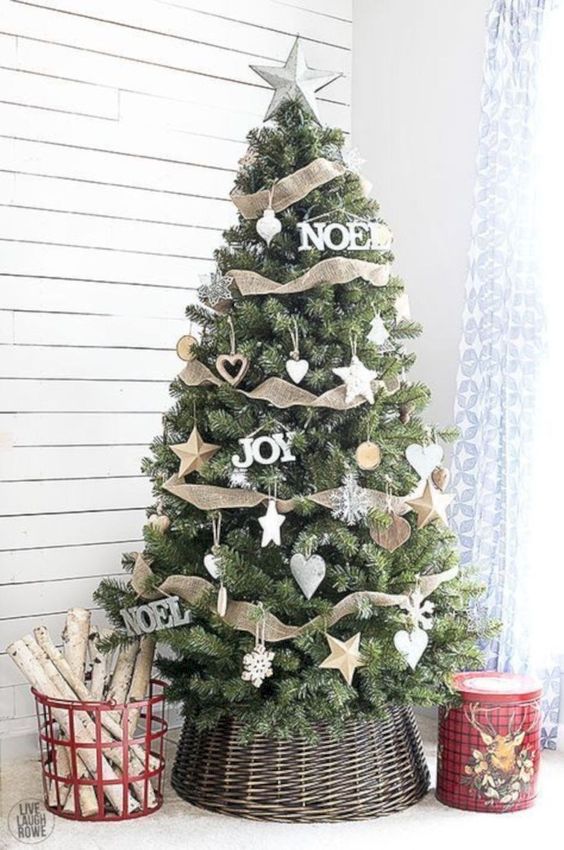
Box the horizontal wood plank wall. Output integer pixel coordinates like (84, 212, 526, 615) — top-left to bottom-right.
(0, 0, 352, 741)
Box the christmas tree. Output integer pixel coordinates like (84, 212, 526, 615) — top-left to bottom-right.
(96, 40, 492, 740)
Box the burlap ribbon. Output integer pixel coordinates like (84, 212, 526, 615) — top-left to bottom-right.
(228, 258, 390, 296)
(179, 366, 399, 409)
(130, 553, 458, 642)
(163, 474, 410, 515)
(231, 158, 346, 220)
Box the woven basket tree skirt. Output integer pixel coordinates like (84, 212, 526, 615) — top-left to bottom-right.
(171, 706, 430, 822)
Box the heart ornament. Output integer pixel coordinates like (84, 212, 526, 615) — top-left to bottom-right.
(369, 513, 411, 552)
(216, 353, 249, 387)
(285, 358, 309, 385)
(290, 553, 326, 600)
(393, 628, 428, 669)
(405, 443, 443, 481)
(203, 552, 221, 580)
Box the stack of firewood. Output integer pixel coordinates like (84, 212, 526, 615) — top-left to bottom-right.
(7, 608, 159, 816)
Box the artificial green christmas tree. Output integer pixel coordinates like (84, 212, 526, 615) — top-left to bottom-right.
(96, 42, 491, 756)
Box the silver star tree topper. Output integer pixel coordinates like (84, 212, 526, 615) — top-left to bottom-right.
(250, 37, 341, 125)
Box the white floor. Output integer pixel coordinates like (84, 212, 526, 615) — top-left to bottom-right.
(1, 715, 562, 850)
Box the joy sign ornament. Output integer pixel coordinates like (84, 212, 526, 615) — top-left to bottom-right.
(297, 220, 393, 252)
(231, 431, 296, 469)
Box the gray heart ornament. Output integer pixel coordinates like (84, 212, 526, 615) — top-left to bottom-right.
(290, 553, 326, 600)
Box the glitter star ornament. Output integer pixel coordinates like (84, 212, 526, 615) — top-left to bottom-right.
(333, 355, 378, 405)
(319, 632, 365, 686)
(170, 426, 220, 478)
(250, 37, 341, 125)
(258, 498, 286, 546)
(406, 479, 454, 529)
(198, 271, 233, 307)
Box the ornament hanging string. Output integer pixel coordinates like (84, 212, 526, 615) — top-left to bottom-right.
(289, 319, 301, 359)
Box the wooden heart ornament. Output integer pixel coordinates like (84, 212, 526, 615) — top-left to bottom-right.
(203, 552, 221, 579)
(393, 627, 428, 669)
(216, 353, 249, 387)
(369, 513, 411, 552)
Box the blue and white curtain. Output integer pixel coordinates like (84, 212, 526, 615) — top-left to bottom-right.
(452, 0, 562, 749)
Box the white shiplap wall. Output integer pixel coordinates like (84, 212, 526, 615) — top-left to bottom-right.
(0, 0, 352, 743)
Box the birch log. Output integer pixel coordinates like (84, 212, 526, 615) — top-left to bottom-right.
(7, 640, 135, 815)
(34, 627, 159, 778)
(62, 608, 91, 682)
(88, 626, 113, 700)
(127, 636, 156, 737)
(19, 635, 149, 810)
(106, 640, 139, 704)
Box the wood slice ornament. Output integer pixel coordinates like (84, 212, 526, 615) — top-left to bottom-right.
(356, 440, 381, 470)
(215, 317, 249, 387)
(176, 334, 198, 362)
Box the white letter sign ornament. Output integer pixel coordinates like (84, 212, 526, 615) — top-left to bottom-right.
(120, 596, 191, 636)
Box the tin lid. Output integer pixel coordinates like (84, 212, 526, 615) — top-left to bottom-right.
(452, 671, 542, 703)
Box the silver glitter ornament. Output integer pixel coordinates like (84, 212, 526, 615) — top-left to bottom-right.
(250, 37, 341, 125)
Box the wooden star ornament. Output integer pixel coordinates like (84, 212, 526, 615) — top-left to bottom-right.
(405, 478, 453, 529)
(319, 632, 365, 686)
(170, 426, 220, 478)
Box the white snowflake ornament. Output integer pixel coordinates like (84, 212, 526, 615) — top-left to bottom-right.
(198, 271, 234, 306)
(331, 472, 372, 525)
(241, 643, 275, 688)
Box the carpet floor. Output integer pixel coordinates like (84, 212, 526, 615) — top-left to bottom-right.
(1, 715, 562, 850)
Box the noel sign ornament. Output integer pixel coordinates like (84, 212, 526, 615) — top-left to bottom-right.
(120, 596, 191, 637)
(297, 220, 392, 253)
(232, 431, 295, 469)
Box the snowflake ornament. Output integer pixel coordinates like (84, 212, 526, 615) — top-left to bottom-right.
(331, 473, 372, 526)
(229, 469, 251, 489)
(341, 145, 366, 174)
(241, 644, 275, 688)
(198, 271, 234, 306)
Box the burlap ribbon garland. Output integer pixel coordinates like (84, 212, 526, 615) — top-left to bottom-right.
(163, 474, 410, 515)
(230, 158, 346, 220)
(228, 258, 390, 296)
(130, 553, 458, 642)
(179, 364, 400, 410)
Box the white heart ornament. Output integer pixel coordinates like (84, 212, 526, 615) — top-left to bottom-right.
(285, 358, 309, 385)
(393, 628, 429, 669)
(203, 553, 221, 580)
(290, 554, 326, 600)
(405, 443, 444, 481)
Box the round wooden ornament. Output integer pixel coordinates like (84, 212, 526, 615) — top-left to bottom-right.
(176, 334, 198, 361)
(355, 440, 381, 470)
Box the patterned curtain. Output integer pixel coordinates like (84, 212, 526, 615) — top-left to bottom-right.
(452, 0, 561, 749)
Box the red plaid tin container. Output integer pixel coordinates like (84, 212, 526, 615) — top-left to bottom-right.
(437, 671, 542, 813)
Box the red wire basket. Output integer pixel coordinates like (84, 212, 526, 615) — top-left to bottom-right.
(32, 678, 167, 821)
